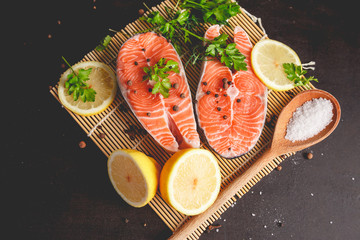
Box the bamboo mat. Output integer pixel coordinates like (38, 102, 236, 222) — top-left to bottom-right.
(50, 0, 315, 239)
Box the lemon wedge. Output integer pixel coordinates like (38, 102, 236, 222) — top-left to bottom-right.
(251, 39, 301, 91)
(58, 61, 117, 116)
(107, 149, 161, 208)
(160, 149, 221, 216)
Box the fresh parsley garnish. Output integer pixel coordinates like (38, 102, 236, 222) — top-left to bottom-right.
(96, 35, 111, 51)
(283, 63, 318, 87)
(139, 1, 245, 70)
(62, 56, 96, 102)
(142, 58, 180, 98)
(181, 0, 241, 25)
(140, 10, 195, 54)
(205, 34, 247, 71)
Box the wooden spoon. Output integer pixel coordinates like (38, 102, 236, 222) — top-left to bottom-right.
(169, 89, 341, 239)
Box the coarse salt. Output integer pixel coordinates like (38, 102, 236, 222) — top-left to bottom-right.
(285, 98, 333, 142)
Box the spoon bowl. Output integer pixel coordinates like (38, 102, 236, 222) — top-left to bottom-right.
(272, 89, 341, 154)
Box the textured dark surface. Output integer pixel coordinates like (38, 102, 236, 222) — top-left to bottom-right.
(5, 0, 360, 239)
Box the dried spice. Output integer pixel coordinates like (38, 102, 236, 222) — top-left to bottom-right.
(206, 224, 222, 233)
(138, 9, 145, 16)
(173, 83, 179, 89)
(78, 141, 86, 148)
(98, 132, 106, 139)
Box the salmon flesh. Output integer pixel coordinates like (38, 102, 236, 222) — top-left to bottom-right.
(196, 25, 268, 158)
(116, 32, 200, 152)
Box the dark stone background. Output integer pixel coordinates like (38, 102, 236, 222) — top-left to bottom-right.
(4, 0, 359, 239)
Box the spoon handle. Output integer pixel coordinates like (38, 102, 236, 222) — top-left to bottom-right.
(169, 148, 278, 240)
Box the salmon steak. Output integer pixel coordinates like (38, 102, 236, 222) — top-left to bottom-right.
(196, 25, 267, 158)
(116, 32, 200, 152)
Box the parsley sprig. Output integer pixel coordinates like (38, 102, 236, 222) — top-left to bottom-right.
(139, 1, 246, 71)
(205, 34, 247, 71)
(142, 58, 180, 98)
(181, 0, 241, 25)
(62, 56, 96, 102)
(140, 9, 196, 53)
(283, 63, 318, 87)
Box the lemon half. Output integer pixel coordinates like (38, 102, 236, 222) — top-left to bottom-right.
(160, 149, 221, 216)
(58, 61, 117, 116)
(251, 39, 301, 91)
(107, 149, 161, 208)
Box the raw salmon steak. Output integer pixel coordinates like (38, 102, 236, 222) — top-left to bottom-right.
(196, 25, 267, 158)
(117, 32, 200, 152)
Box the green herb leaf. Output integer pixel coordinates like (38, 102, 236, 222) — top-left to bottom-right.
(181, 0, 241, 25)
(205, 34, 247, 71)
(142, 58, 180, 98)
(62, 56, 96, 103)
(96, 35, 112, 51)
(283, 63, 318, 87)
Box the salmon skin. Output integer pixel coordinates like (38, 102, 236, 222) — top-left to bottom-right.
(116, 32, 200, 152)
(196, 25, 267, 158)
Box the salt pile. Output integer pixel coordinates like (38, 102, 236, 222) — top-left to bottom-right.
(285, 98, 333, 142)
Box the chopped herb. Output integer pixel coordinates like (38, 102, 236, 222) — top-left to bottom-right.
(96, 35, 111, 51)
(142, 58, 180, 98)
(181, 0, 241, 25)
(283, 63, 318, 87)
(205, 34, 247, 71)
(62, 56, 96, 102)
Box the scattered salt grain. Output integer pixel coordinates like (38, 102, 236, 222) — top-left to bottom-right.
(216, 229, 219, 232)
(259, 191, 263, 195)
(264, 225, 267, 229)
(310, 193, 314, 197)
(252, 213, 256, 217)
(352, 177, 355, 181)
(285, 98, 333, 142)
(224, 219, 226, 222)
(330, 221, 333, 224)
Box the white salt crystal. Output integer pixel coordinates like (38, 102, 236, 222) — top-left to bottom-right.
(285, 98, 333, 142)
(216, 229, 219, 232)
(252, 213, 256, 217)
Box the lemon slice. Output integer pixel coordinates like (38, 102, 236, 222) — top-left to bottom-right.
(107, 149, 161, 208)
(160, 149, 221, 216)
(58, 61, 117, 116)
(251, 39, 301, 91)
